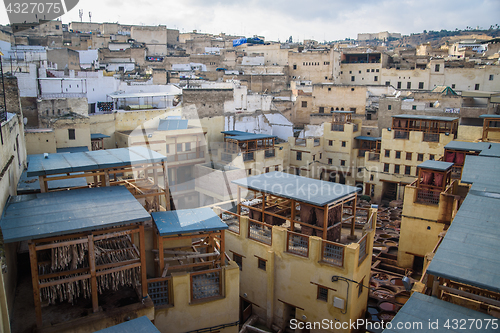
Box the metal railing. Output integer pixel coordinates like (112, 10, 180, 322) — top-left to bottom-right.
(423, 133, 439, 142)
(331, 124, 345, 132)
(286, 231, 309, 257)
(368, 152, 380, 161)
(190, 268, 222, 302)
(248, 219, 272, 245)
(147, 276, 172, 307)
(220, 209, 240, 234)
(243, 152, 254, 162)
(264, 148, 276, 158)
(394, 130, 409, 139)
(416, 189, 440, 205)
(353, 124, 359, 132)
(358, 150, 366, 157)
(358, 234, 368, 266)
(321, 240, 344, 267)
(451, 166, 462, 179)
(221, 152, 233, 162)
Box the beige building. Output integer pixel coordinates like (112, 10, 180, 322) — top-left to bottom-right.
(289, 48, 340, 83)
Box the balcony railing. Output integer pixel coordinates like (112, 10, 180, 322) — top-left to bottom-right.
(423, 133, 439, 142)
(353, 124, 359, 132)
(190, 268, 222, 302)
(358, 234, 368, 266)
(451, 166, 462, 179)
(264, 148, 276, 158)
(220, 209, 240, 234)
(243, 152, 255, 162)
(394, 130, 409, 140)
(286, 231, 309, 257)
(147, 276, 172, 307)
(331, 124, 345, 132)
(321, 240, 344, 267)
(248, 219, 272, 245)
(358, 150, 366, 157)
(416, 189, 441, 205)
(221, 152, 233, 162)
(368, 152, 380, 161)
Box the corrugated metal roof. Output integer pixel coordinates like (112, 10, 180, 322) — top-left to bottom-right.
(225, 134, 277, 141)
(95, 316, 160, 333)
(417, 160, 454, 172)
(221, 130, 249, 136)
(479, 143, 500, 158)
(355, 136, 381, 141)
(56, 146, 89, 153)
(232, 171, 359, 207)
(152, 207, 227, 236)
(392, 115, 459, 121)
(0, 186, 151, 243)
(382, 292, 498, 333)
(91, 133, 111, 140)
(444, 141, 490, 152)
(479, 114, 500, 118)
(157, 119, 188, 131)
(17, 169, 87, 194)
(460, 156, 500, 189)
(332, 111, 353, 114)
(27, 147, 166, 177)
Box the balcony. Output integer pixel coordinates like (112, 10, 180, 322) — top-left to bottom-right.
(368, 152, 380, 161)
(331, 124, 345, 132)
(243, 152, 255, 162)
(423, 133, 439, 142)
(264, 148, 276, 158)
(394, 130, 409, 140)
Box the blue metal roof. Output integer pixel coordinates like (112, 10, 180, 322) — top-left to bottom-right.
(382, 292, 498, 333)
(91, 133, 111, 140)
(460, 156, 500, 191)
(225, 134, 277, 141)
(0, 186, 151, 243)
(479, 114, 500, 118)
(221, 130, 250, 136)
(152, 207, 227, 236)
(27, 147, 166, 177)
(232, 171, 359, 207)
(355, 136, 381, 141)
(417, 160, 454, 172)
(392, 114, 458, 121)
(95, 316, 160, 333)
(17, 169, 87, 194)
(444, 141, 491, 152)
(157, 119, 188, 131)
(479, 142, 500, 158)
(56, 146, 89, 153)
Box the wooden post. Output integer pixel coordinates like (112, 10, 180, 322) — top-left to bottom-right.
(88, 234, 99, 313)
(351, 196, 357, 238)
(158, 233, 164, 276)
(139, 224, 148, 298)
(237, 186, 241, 215)
(322, 204, 328, 240)
(220, 229, 225, 264)
(162, 162, 171, 210)
(261, 193, 266, 223)
(290, 199, 295, 232)
(104, 169, 110, 187)
(93, 173, 99, 188)
(29, 241, 43, 328)
(38, 176, 47, 193)
(153, 225, 158, 277)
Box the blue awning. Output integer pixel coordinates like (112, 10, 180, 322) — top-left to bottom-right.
(152, 207, 228, 237)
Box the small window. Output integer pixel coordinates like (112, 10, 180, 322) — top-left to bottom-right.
(405, 166, 411, 175)
(406, 152, 412, 160)
(435, 64, 440, 72)
(475, 84, 480, 90)
(317, 286, 328, 302)
(349, 71, 352, 74)
(248, 169, 252, 175)
(358, 70, 361, 74)
(329, 140, 333, 146)
(351, 76, 355, 82)
(489, 74, 494, 81)
(319, 107, 324, 114)
(328, 87, 331, 91)
(177, 143, 183, 152)
(376, 69, 379, 72)
(68, 129, 76, 140)
(275, 165, 279, 171)
(374, 76, 378, 81)
(258, 258, 266, 271)
(328, 158, 332, 165)
(384, 164, 389, 172)
(293, 64, 297, 70)
(419, 82, 424, 89)
(296, 151, 302, 161)
(370, 174, 374, 181)
(340, 160, 346, 166)
(407, 82, 412, 89)
(366, 69, 370, 73)
(313, 155, 316, 161)
(395, 151, 401, 159)
(166, 144, 170, 154)
(417, 153, 424, 161)
(385, 150, 390, 158)
(385, 81, 390, 86)
(319, 153, 322, 159)
(388, 105, 392, 110)
(55, 25, 60, 30)
(429, 154, 435, 161)
(394, 165, 400, 174)
(451, 84, 456, 89)
(397, 82, 401, 89)
(351, 88, 355, 91)
(341, 141, 346, 147)
(302, 101, 307, 107)
(265, 167, 270, 173)
(185, 142, 191, 151)
(412, 105, 417, 110)
(233, 253, 242, 270)
(358, 277, 364, 297)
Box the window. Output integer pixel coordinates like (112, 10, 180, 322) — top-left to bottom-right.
(328, 158, 332, 165)
(313, 155, 315, 161)
(329, 140, 333, 146)
(341, 141, 346, 147)
(489, 74, 494, 81)
(166, 144, 170, 154)
(302, 101, 307, 107)
(177, 143, 183, 152)
(395, 151, 401, 159)
(351, 76, 355, 82)
(296, 151, 302, 161)
(185, 142, 191, 151)
(55, 25, 59, 30)
(407, 82, 412, 89)
(340, 160, 346, 166)
(388, 105, 392, 110)
(293, 64, 297, 70)
(412, 105, 417, 110)
(434, 64, 440, 72)
(394, 164, 400, 174)
(328, 87, 331, 91)
(451, 84, 456, 89)
(374, 76, 378, 81)
(406, 152, 412, 160)
(405, 166, 411, 175)
(419, 82, 424, 89)
(248, 169, 252, 175)
(320, 153, 322, 159)
(385, 150, 390, 158)
(265, 167, 270, 173)
(319, 107, 324, 114)
(385, 81, 390, 86)
(295, 168, 300, 176)
(358, 278, 364, 297)
(317, 286, 328, 302)
(417, 153, 424, 161)
(68, 129, 75, 140)
(397, 82, 401, 89)
(350, 107, 356, 112)
(475, 84, 480, 91)
(366, 69, 370, 73)
(351, 88, 355, 91)
(376, 69, 379, 72)
(258, 258, 266, 271)
(233, 253, 242, 270)
(370, 174, 374, 181)
(429, 154, 435, 160)
(349, 71, 352, 74)
(384, 164, 389, 172)
(275, 165, 279, 171)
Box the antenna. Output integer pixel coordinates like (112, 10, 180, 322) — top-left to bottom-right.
(89, 11, 92, 23)
(79, 9, 83, 22)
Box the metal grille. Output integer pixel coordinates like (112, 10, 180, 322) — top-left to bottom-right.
(221, 152, 233, 162)
(148, 279, 170, 307)
(322, 241, 344, 267)
(287, 232, 309, 257)
(451, 166, 462, 179)
(423, 133, 439, 142)
(417, 190, 440, 205)
(358, 236, 367, 265)
(331, 124, 344, 131)
(243, 152, 255, 161)
(394, 131, 409, 139)
(368, 152, 380, 161)
(265, 149, 275, 158)
(191, 270, 221, 301)
(248, 220, 272, 245)
(221, 211, 240, 234)
(353, 124, 359, 132)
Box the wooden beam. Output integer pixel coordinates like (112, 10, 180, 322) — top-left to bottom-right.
(88, 234, 99, 313)
(440, 285, 500, 308)
(29, 241, 43, 328)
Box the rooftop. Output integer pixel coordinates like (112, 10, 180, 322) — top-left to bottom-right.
(0, 186, 151, 243)
(392, 114, 459, 122)
(95, 317, 160, 333)
(479, 114, 500, 119)
(355, 136, 381, 141)
(56, 146, 89, 154)
(152, 207, 228, 236)
(417, 160, 454, 172)
(157, 119, 188, 131)
(444, 141, 491, 152)
(232, 171, 359, 207)
(90, 133, 111, 140)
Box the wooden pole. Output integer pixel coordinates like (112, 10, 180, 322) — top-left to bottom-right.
(158, 233, 164, 276)
(162, 162, 171, 210)
(38, 176, 47, 193)
(139, 224, 148, 298)
(153, 225, 158, 277)
(88, 234, 99, 313)
(220, 229, 225, 264)
(237, 186, 241, 215)
(290, 199, 295, 232)
(351, 196, 357, 238)
(29, 241, 43, 328)
(322, 204, 328, 240)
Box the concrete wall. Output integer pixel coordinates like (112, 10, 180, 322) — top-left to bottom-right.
(289, 49, 339, 84)
(183, 89, 234, 118)
(25, 130, 57, 154)
(312, 85, 367, 115)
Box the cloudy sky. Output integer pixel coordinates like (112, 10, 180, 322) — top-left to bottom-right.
(1, 0, 499, 41)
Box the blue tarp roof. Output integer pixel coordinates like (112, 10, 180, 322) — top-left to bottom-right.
(27, 147, 166, 177)
(460, 155, 500, 192)
(157, 119, 188, 131)
(479, 114, 500, 118)
(0, 186, 151, 243)
(56, 146, 89, 153)
(225, 134, 277, 141)
(392, 114, 458, 121)
(91, 133, 111, 140)
(17, 168, 87, 194)
(222, 130, 250, 136)
(444, 141, 491, 152)
(355, 136, 381, 141)
(232, 171, 359, 207)
(479, 142, 500, 158)
(95, 316, 160, 333)
(382, 292, 498, 333)
(417, 160, 453, 172)
(152, 207, 227, 236)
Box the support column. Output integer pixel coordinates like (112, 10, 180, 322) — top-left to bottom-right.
(88, 234, 99, 313)
(29, 242, 42, 328)
(139, 224, 148, 298)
